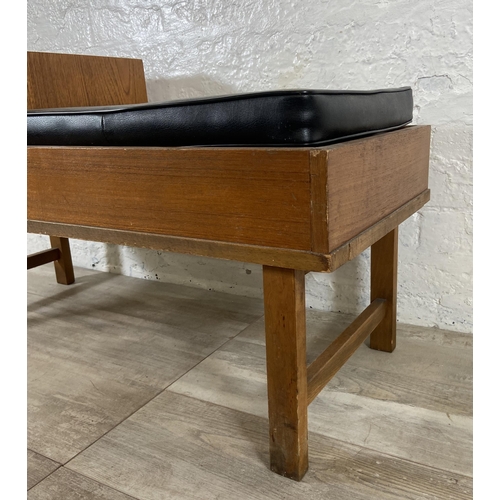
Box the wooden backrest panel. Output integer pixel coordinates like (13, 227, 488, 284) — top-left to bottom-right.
(27, 51, 148, 109)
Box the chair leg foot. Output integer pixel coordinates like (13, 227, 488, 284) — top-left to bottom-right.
(49, 236, 75, 285)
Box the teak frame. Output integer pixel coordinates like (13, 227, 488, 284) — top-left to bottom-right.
(27, 51, 431, 481)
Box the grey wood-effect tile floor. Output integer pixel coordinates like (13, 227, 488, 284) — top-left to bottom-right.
(27, 266, 473, 499)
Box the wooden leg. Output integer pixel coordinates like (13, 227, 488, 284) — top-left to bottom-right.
(49, 236, 75, 285)
(263, 266, 308, 481)
(370, 227, 398, 352)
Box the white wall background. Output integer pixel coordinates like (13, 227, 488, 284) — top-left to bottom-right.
(27, 0, 473, 333)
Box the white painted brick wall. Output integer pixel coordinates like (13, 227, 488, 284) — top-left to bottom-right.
(27, 0, 473, 333)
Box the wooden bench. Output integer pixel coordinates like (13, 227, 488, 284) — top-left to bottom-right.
(27, 51, 430, 481)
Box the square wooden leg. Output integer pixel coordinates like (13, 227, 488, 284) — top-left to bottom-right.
(263, 266, 308, 481)
(370, 227, 398, 352)
(49, 236, 75, 285)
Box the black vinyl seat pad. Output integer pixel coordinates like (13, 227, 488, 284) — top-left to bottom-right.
(27, 87, 413, 147)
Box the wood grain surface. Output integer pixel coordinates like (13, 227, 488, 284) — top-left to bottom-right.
(370, 228, 398, 352)
(263, 266, 308, 480)
(27, 219, 330, 272)
(328, 189, 430, 271)
(326, 126, 430, 250)
(28, 51, 148, 286)
(28, 190, 429, 273)
(307, 299, 387, 404)
(28, 127, 430, 260)
(28, 51, 148, 109)
(28, 147, 312, 250)
(309, 149, 329, 253)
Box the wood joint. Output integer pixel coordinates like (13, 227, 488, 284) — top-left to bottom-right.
(307, 298, 387, 404)
(27, 248, 61, 269)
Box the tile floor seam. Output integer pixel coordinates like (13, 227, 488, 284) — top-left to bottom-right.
(232, 313, 265, 337)
(31, 466, 142, 500)
(61, 326, 252, 468)
(28, 268, 472, 495)
(28, 448, 63, 466)
(27, 465, 63, 492)
(163, 389, 474, 479)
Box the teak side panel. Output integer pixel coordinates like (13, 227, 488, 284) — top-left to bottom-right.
(28, 189, 430, 271)
(28, 148, 312, 250)
(326, 126, 430, 251)
(328, 190, 430, 272)
(28, 51, 148, 109)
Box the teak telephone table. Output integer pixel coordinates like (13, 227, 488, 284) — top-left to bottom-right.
(27, 52, 431, 481)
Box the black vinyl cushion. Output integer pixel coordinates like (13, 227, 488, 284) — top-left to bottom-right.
(27, 88, 413, 147)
